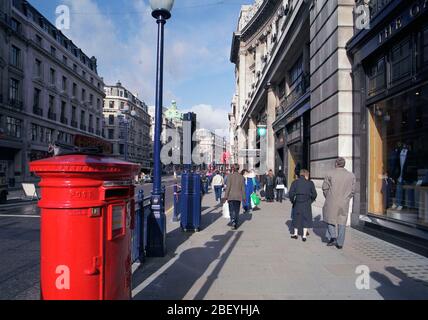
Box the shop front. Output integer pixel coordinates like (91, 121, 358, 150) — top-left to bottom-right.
(348, 0, 428, 253)
(273, 104, 310, 187)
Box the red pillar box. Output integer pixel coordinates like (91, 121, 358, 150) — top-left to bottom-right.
(30, 155, 140, 300)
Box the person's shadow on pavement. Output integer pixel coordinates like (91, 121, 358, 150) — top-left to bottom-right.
(371, 267, 428, 300)
(134, 231, 241, 300)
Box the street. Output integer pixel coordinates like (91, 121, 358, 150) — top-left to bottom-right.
(0, 177, 177, 300)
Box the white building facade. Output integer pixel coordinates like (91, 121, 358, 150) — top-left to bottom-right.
(104, 82, 151, 170)
(0, 0, 105, 186)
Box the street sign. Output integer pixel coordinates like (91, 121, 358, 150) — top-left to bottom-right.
(238, 149, 261, 158)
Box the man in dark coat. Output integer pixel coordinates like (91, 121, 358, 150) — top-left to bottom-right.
(322, 157, 356, 249)
(288, 169, 317, 241)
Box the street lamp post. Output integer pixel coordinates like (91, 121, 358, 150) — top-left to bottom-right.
(147, 0, 174, 257)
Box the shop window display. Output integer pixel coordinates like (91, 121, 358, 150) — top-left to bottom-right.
(369, 84, 428, 227)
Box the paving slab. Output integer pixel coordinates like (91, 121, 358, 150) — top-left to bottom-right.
(132, 190, 428, 300)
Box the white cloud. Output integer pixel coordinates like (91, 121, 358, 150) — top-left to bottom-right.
(183, 104, 229, 139)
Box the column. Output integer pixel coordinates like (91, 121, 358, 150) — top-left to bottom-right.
(266, 84, 277, 172)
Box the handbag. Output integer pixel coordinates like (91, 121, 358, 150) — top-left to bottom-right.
(276, 184, 285, 190)
(250, 192, 261, 208)
(222, 201, 230, 219)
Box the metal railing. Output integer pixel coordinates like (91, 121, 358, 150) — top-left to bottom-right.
(131, 189, 151, 263)
(48, 111, 57, 121)
(8, 98, 23, 110)
(33, 106, 43, 116)
(276, 74, 310, 117)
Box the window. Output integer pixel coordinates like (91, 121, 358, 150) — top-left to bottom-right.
(368, 83, 428, 228)
(289, 56, 303, 85)
(119, 144, 125, 155)
(109, 101, 115, 109)
(80, 110, 85, 123)
(72, 83, 77, 97)
(90, 77, 94, 84)
(35, 59, 42, 78)
(120, 102, 125, 110)
(81, 89, 86, 101)
(61, 101, 66, 119)
(31, 124, 38, 141)
(48, 96, 55, 120)
(9, 78, 19, 101)
(390, 38, 411, 83)
(10, 46, 21, 68)
(33, 88, 41, 108)
(89, 94, 93, 105)
(63, 55, 68, 65)
(367, 57, 386, 97)
(46, 128, 54, 143)
(82, 71, 86, 79)
(10, 18, 20, 33)
(73, 64, 78, 72)
(50, 46, 56, 57)
(59, 77, 66, 92)
(35, 34, 42, 47)
(109, 114, 115, 125)
(50, 68, 56, 85)
(108, 129, 114, 140)
(72, 106, 77, 121)
(89, 114, 93, 128)
(97, 98, 101, 109)
(6, 117, 22, 139)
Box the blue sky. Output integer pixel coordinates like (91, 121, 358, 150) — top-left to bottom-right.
(29, 0, 254, 134)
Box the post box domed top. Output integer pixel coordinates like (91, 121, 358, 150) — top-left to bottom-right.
(30, 155, 140, 177)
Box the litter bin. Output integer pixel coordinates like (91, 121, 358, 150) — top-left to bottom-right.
(30, 154, 139, 300)
(180, 172, 202, 232)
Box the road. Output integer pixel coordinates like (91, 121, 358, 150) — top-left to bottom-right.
(0, 177, 177, 300)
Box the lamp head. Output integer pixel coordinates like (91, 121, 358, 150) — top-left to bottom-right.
(150, 0, 174, 19)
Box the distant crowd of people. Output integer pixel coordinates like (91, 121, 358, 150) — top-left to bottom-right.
(196, 157, 356, 249)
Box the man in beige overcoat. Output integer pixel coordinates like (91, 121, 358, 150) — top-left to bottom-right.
(224, 164, 246, 230)
(322, 157, 356, 249)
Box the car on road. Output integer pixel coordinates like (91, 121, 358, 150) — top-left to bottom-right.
(142, 174, 153, 184)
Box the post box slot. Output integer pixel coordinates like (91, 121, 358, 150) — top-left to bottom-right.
(105, 188, 129, 199)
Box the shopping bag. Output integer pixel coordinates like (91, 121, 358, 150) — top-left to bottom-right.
(222, 201, 230, 219)
(250, 192, 261, 207)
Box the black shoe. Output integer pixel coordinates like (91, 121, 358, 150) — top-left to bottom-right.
(291, 235, 298, 240)
(336, 245, 343, 250)
(233, 223, 238, 230)
(327, 238, 337, 246)
(227, 221, 232, 227)
(302, 237, 307, 242)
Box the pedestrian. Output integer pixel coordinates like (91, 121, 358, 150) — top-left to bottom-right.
(224, 164, 246, 230)
(211, 171, 224, 203)
(275, 170, 287, 203)
(322, 157, 356, 249)
(288, 169, 317, 242)
(264, 169, 275, 202)
(242, 169, 258, 213)
(201, 172, 209, 194)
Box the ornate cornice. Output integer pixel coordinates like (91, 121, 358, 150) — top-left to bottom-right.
(240, 0, 282, 42)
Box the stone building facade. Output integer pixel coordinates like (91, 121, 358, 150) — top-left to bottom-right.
(0, 0, 105, 186)
(104, 82, 151, 170)
(230, 0, 354, 208)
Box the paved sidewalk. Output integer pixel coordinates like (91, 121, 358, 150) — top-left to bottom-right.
(132, 190, 428, 300)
